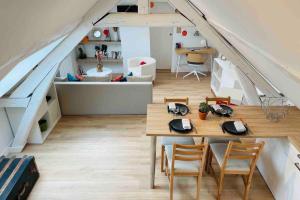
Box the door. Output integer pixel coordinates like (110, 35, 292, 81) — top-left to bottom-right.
(150, 27, 173, 69)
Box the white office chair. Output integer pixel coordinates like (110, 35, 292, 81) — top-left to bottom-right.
(183, 53, 207, 81)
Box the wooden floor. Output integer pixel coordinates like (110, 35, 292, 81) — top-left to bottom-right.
(24, 71, 274, 200)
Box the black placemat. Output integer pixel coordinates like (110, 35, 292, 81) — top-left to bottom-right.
(222, 121, 248, 135)
(167, 103, 190, 116)
(169, 119, 193, 134)
(210, 104, 233, 117)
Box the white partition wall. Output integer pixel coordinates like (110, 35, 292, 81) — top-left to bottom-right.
(120, 27, 151, 71)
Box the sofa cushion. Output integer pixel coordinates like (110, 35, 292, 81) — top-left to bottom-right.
(127, 75, 153, 82)
(112, 75, 123, 82)
(82, 76, 110, 82)
(67, 73, 79, 81)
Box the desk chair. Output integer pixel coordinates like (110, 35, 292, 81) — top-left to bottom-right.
(165, 143, 208, 200)
(161, 97, 195, 172)
(208, 141, 264, 200)
(183, 53, 208, 81)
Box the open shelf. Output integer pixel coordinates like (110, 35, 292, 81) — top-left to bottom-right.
(80, 40, 121, 45)
(77, 57, 123, 65)
(28, 82, 61, 144)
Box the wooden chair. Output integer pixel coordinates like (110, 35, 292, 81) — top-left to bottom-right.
(205, 96, 231, 105)
(164, 97, 189, 105)
(165, 143, 208, 200)
(204, 96, 235, 171)
(208, 141, 265, 200)
(161, 97, 194, 172)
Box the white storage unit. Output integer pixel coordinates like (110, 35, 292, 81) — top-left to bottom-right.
(211, 58, 243, 104)
(27, 83, 61, 144)
(257, 138, 300, 200)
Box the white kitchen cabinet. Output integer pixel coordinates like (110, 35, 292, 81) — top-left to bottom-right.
(257, 138, 300, 200)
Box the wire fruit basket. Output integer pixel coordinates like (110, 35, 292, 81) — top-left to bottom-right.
(260, 95, 290, 122)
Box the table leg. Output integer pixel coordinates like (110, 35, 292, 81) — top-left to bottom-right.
(211, 54, 213, 70)
(176, 55, 180, 78)
(150, 136, 157, 189)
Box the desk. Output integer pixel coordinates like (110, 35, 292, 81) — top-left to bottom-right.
(175, 47, 215, 77)
(146, 104, 300, 188)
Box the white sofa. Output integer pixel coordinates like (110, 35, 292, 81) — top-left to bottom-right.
(127, 57, 156, 81)
(55, 82, 152, 115)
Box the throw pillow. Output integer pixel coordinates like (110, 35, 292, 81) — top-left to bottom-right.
(139, 61, 146, 65)
(67, 73, 79, 81)
(127, 72, 133, 76)
(75, 74, 84, 81)
(112, 75, 123, 82)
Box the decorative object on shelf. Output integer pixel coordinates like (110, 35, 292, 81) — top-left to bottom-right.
(175, 42, 182, 49)
(78, 47, 87, 59)
(95, 50, 104, 72)
(111, 27, 119, 41)
(260, 95, 290, 122)
(38, 119, 48, 132)
(176, 27, 181, 34)
(181, 30, 188, 37)
(46, 95, 51, 102)
(93, 30, 101, 38)
(194, 30, 200, 36)
(81, 36, 89, 44)
(101, 45, 108, 57)
(103, 28, 110, 41)
(198, 102, 209, 120)
(150, 1, 155, 8)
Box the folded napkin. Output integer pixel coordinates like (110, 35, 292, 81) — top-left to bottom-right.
(211, 104, 223, 111)
(182, 119, 191, 130)
(168, 102, 176, 111)
(234, 121, 246, 132)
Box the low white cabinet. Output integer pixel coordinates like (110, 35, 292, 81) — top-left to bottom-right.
(257, 138, 300, 200)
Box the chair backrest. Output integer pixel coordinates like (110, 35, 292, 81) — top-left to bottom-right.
(206, 96, 231, 105)
(164, 97, 189, 105)
(222, 141, 265, 173)
(171, 143, 208, 174)
(186, 53, 207, 64)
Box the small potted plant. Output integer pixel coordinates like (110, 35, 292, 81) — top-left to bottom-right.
(198, 102, 209, 120)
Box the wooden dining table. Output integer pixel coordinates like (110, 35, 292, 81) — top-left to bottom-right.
(146, 104, 300, 188)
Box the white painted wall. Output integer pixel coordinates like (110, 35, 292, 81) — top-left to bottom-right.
(58, 49, 77, 77)
(120, 27, 151, 71)
(150, 27, 173, 69)
(0, 108, 13, 155)
(171, 26, 211, 72)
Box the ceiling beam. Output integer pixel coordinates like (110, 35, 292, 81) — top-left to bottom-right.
(168, 0, 280, 98)
(96, 13, 193, 27)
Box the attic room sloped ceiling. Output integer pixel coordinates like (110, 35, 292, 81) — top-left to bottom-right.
(189, 0, 300, 81)
(0, 0, 99, 80)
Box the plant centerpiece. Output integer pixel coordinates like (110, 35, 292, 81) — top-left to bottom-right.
(198, 102, 209, 120)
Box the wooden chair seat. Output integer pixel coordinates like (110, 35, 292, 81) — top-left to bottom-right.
(165, 145, 200, 173)
(210, 143, 250, 172)
(161, 137, 195, 146)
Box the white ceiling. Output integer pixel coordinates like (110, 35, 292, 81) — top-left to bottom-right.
(0, 0, 98, 79)
(190, 0, 300, 79)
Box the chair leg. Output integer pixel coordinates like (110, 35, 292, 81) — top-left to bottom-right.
(217, 172, 225, 200)
(205, 145, 211, 173)
(196, 175, 202, 200)
(161, 145, 165, 172)
(169, 174, 174, 200)
(243, 175, 253, 200)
